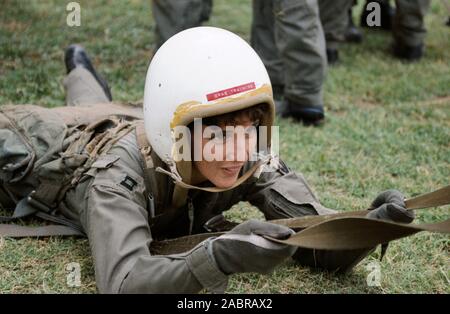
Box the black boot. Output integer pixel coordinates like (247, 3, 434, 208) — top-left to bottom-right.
(64, 44, 112, 101)
(281, 100, 325, 126)
(392, 41, 423, 62)
(326, 48, 339, 65)
(360, 0, 394, 30)
(345, 8, 363, 43)
(272, 84, 285, 102)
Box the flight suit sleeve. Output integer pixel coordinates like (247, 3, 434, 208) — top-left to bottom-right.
(245, 159, 337, 219)
(80, 153, 227, 294)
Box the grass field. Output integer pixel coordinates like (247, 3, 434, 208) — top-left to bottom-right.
(0, 0, 449, 293)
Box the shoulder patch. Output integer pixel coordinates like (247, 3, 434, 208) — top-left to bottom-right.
(120, 175, 138, 191)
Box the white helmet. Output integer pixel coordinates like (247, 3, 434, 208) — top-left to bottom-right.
(143, 26, 275, 190)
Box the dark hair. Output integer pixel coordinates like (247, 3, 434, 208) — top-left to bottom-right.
(200, 103, 267, 127)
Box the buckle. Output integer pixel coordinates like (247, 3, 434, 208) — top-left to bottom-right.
(27, 190, 53, 213)
(203, 214, 224, 232)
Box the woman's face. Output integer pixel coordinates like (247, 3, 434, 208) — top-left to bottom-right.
(192, 115, 257, 188)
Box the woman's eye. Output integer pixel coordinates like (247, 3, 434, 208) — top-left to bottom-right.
(246, 129, 257, 138)
(207, 133, 225, 142)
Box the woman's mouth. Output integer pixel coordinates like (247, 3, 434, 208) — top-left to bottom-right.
(222, 165, 243, 176)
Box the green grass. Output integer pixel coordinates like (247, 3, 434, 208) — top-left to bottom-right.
(0, 0, 449, 293)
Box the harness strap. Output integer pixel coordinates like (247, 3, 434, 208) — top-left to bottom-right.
(271, 184, 450, 229)
(148, 217, 450, 255)
(135, 122, 159, 214)
(148, 185, 450, 255)
(0, 224, 84, 238)
(0, 198, 37, 223)
(29, 118, 137, 211)
(405, 185, 450, 210)
(0, 118, 137, 238)
(266, 217, 450, 250)
(2, 156, 449, 256)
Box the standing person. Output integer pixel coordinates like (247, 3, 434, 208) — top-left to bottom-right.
(251, 0, 327, 126)
(360, 0, 431, 61)
(344, 1, 364, 44)
(318, 0, 354, 64)
(391, 0, 431, 60)
(152, 0, 212, 49)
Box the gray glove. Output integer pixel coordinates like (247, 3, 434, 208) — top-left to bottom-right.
(366, 189, 415, 223)
(208, 219, 296, 275)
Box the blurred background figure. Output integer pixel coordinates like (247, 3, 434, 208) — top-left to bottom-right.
(318, 0, 354, 64)
(151, 0, 431, 129)
(251, 0, 327, 126)
(441, 0, 450, 26)
(344, 1, 364, 44)
(347, 0, 431, 61)
(152, 0, 212, 49)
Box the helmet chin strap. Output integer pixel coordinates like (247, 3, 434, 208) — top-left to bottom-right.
(155, 154, 273, 193)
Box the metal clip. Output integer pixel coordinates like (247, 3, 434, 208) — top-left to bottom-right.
(27, 190, 53, 213)
(148, 194, 155, 218)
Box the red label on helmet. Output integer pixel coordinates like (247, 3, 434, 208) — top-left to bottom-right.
(206, 82, 256, 101)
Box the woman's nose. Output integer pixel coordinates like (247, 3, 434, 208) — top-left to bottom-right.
(224, 134, 248, 162)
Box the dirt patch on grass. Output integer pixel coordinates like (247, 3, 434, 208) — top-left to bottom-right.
(356, 98, 381, 109)
(415, 95, 450, 107)
(352, 95, 450, 110)
(1, 20, 29, 32)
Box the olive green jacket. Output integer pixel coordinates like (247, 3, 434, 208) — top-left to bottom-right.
(61, 129, 335, 293)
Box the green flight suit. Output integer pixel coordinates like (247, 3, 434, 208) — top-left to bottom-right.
(393, 0, 430, 47)
(152, 0, 212, 49)
(251, 0, 327, 108)
(1, 67, 375, 294)
(319, 0, 430, 54)
(318, 0, 354, 50)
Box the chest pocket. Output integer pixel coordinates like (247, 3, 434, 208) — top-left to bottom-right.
(89, 154, 120, 172)
(87, 154, 145, 198)
(84, 154, 120, 181)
